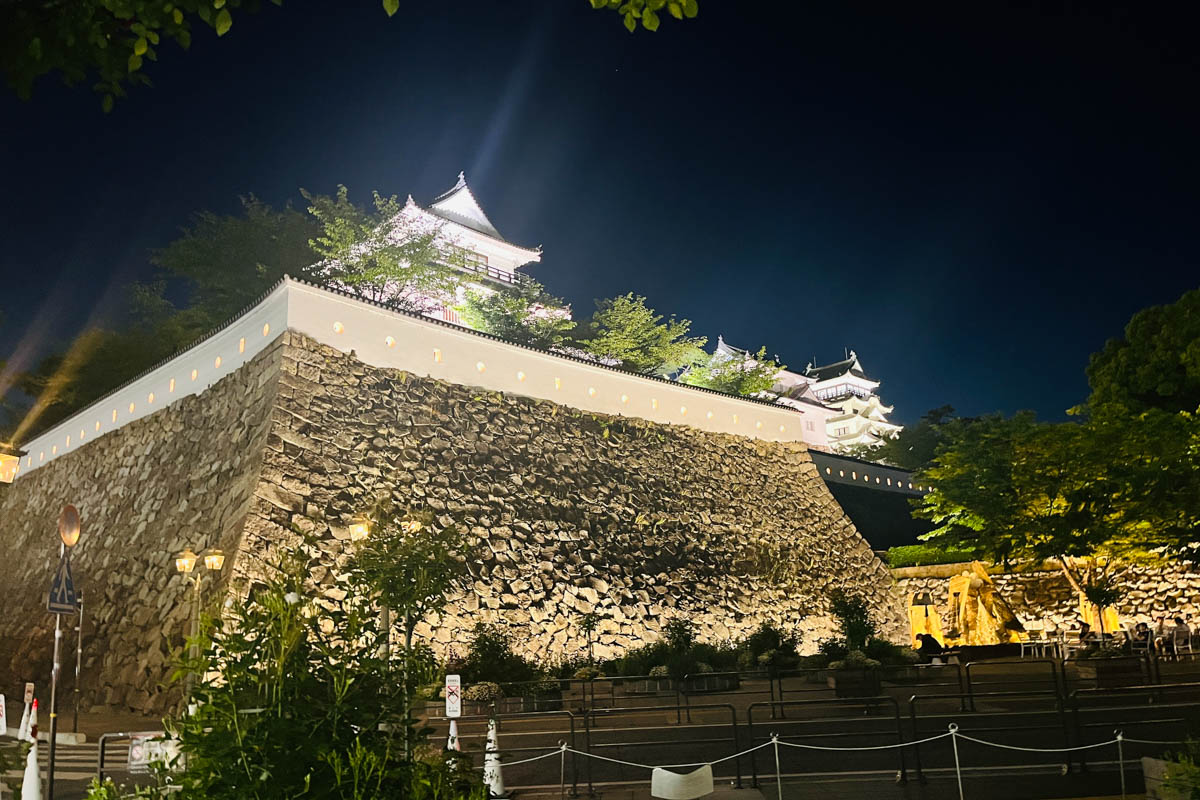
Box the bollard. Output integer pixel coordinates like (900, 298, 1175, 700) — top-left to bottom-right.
(447, 718, 460, 752)
(484, 716, 509, 799)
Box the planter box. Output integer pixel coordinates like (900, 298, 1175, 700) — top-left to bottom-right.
(826, 670, 880, 698)
(1144, 756, 1200, 799)
(682, 674, 740, 694)
(625, 678, 677, 695)
(1077, 659, 1144, 689)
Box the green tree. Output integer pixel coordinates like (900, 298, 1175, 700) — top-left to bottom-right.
(3, 1, 699, 109)
(681, 345, 783, 397)
(10, 197, 317, 440)
(304, 186, 467, 312)
(173, 542, 481, 800)
(915, 412, 1149, 590)
(1085, 288, 1200, 418)
(346, 505, 469, 756)
(456, 279, 576, 349)
(576, 293, 706, 376)
(869, 405, 958, 470)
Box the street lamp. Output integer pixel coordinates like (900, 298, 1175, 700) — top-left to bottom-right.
(0, 442, 25, 484)
(175, 547, 224, 694)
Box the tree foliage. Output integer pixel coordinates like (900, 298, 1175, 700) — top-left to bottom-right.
(589, 0, 699, 33)
(576, 293, 706, 376)
(456, 279, 575, 349)
(10, 197, 317, 440)
(1085, 288, 1200, 418)
(869, 405, 957, 471)
(681, 345, 782, 397)
(3, 0, 699, 109)
(304, 186, 467, 312)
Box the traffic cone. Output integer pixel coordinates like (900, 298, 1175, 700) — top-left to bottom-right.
(28, 698, 39, 742)
(21, 739, 42, 800)
(447, 718, 460, 752)
(16, 699, 30, 741)
(483, 716, 508, 799)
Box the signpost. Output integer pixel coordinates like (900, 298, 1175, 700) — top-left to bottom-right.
(46, 504, 81, 800)
(445, 674, 461, 718)
(0, 693, 7, 738)
(24, 683, 34, 706)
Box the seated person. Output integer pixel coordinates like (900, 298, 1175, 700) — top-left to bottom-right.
(916, 633, 945, 658)
(1133, 622, 1152, 645)
(1078, 622, 1097, 645)
(1173, 617, 1192, 653)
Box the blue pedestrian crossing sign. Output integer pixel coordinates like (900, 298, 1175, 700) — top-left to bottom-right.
(47, 551, 77, 615)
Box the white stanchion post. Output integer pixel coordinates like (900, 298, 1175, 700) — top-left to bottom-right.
(22, 707, 42, 800)
(948, 724, 964, 800)
(772, 734, 782, 800)
(558, 742, 567, 800)
(484, 716, 509, 799)
(447, 718, 460, 752)
(1115, 730, 1126, 800)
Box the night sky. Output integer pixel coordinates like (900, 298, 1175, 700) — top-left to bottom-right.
(2, 1, 1197, 425)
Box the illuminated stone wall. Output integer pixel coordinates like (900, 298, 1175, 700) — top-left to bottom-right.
(894, 563, 1200, 633)
(0, 331, 904, 714)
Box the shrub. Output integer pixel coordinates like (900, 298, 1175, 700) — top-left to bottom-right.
(885, 544, 976, 568)
(460, 623, 541, 685)
(739, 623, 801, 672)
(649, 665, 671, 678)
(696, 662, 714, 674)
(463, 682, 503, 702)
(829, 650, 882, 670)
(864, 637, 920, 665)
(573, 666, 604, 681)
(663, 618, 698, 652)
(829, 591, 876, 650)
(613, 641, 668, 676)
(817, 637, 850, 664)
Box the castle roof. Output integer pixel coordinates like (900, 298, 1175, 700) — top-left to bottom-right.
(427, 172, 506, 242)
(804, 351, 875, 384)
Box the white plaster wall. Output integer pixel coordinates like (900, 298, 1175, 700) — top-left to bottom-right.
(284, 280, 810, 445)
(16, 283, 290, 478)
(17, 278, 814, 479)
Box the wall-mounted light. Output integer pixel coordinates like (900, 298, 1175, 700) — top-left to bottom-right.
(554, 378, 561, 390)
(476, 361, 486, 373)
(128, 402, 135, 414)
(332, 321, 344, 334)
(262, 323, 270, 337)
(706, 411, 714, 420)
(148, 392, 155, 404)
(651, 398, 658, 409)
(239, 337, 246, 354)
(620, 394, 629, 404)
(517, 371, 526, 382)
(433, 349, 443, 363)
(214, 356, 222, 369)
(169, 378, 176, 393)
(385, 336, 396, 348)
(191, 369, 198, 381)
(679, 406, 687, 416)
(588, 387, 596, 397)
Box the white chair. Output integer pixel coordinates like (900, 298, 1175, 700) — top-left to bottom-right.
(1173, 629, 1193, 658)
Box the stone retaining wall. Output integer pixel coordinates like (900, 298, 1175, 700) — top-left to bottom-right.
(0, 331, 904, 714)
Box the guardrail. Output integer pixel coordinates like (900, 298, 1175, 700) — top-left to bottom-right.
(907, 690, 1070, 781)
(745, 697, 908, 786)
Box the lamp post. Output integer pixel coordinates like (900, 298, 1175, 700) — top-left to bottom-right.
(175, 547, 224, 695)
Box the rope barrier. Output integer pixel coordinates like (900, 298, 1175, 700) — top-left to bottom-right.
(953, 733, 1117, 753)
(775, 731, 953, 752)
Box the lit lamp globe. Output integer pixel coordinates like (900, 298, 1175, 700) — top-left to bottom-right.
(0, 443, 24, 484)
(202, 549, 225, 572)
(175, 549, 198, 574)
(350, 522, 370, 542)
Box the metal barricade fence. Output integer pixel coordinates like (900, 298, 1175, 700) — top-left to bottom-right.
(1069, 683, 1200, 771)
(583, 703, 743, 789)
(745, 697, 908, 787)
(964, 659, 1062, 705)
(907, 690, 1069, 781)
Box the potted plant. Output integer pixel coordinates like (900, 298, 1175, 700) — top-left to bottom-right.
(627, 664, 676, 694)
(1074, 645, 1144, 689)
(826, 650, 882, 698)
(683, 662, 739, 693)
